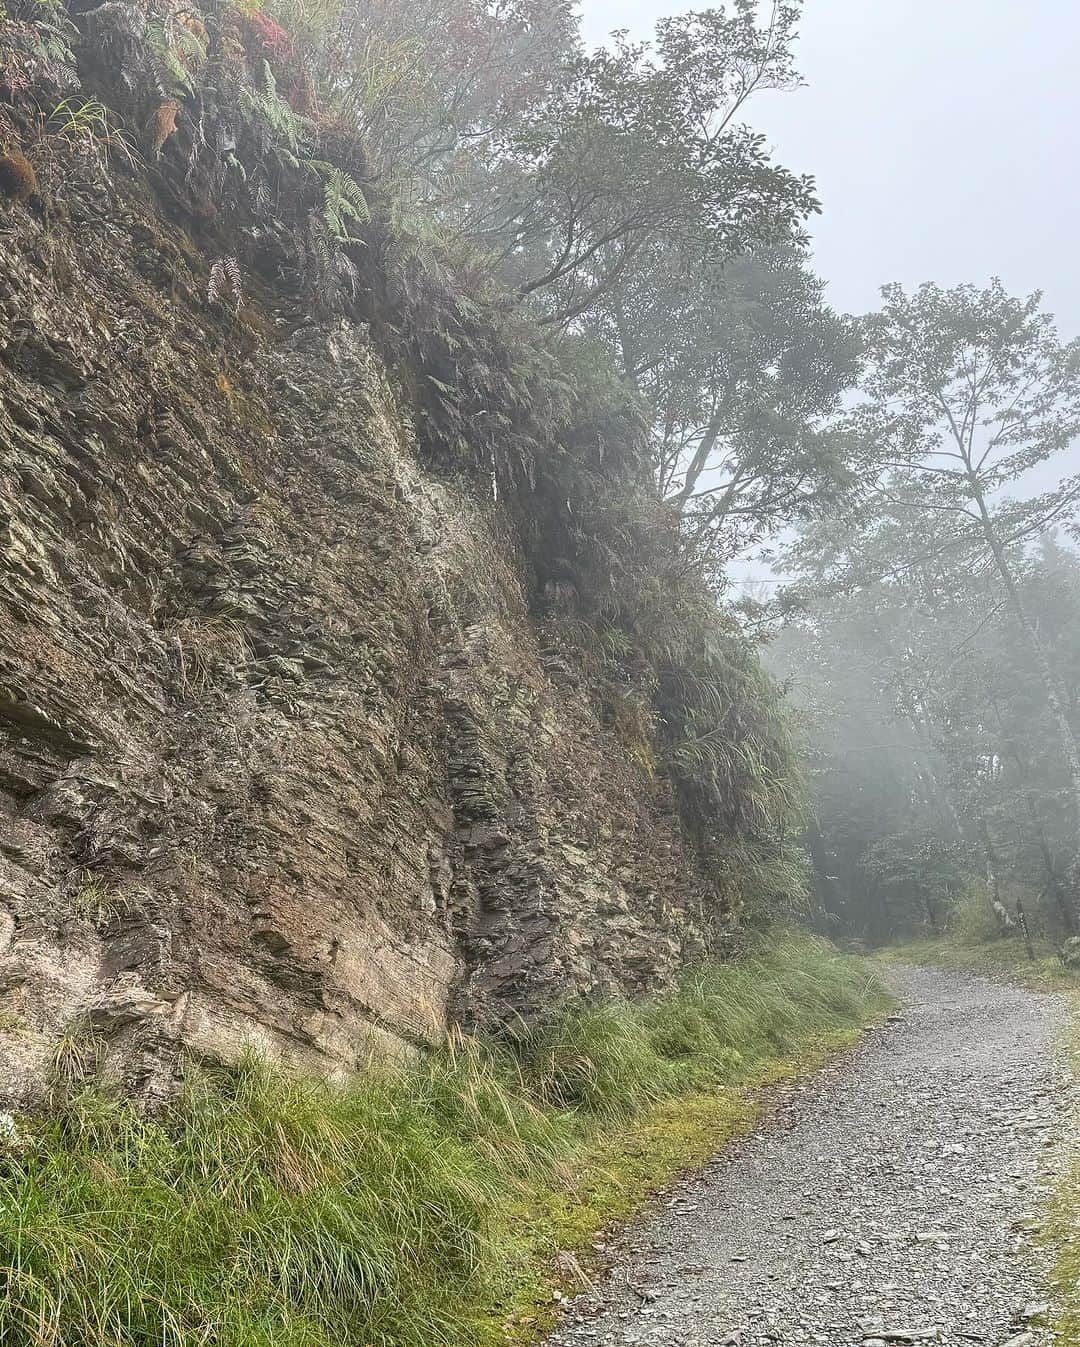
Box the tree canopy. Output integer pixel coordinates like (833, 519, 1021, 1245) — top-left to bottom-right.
(775, 282, 1080, 943)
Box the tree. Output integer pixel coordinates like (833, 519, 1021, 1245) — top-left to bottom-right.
(623, 246, 859, 572)
(421, 5, 855, 582)
(777, 497, 1080, 942)
(476, 3, 818, 325)
(846, 281, 1080, 905)
(330, 0, 578, 188)
(769, 575, 967, 940)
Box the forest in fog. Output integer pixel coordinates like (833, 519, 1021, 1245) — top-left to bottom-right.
(768, 285, 1080, 948)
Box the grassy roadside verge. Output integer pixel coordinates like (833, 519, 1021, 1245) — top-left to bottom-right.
(879, 934, 1079, 993)
(0, 932, 890, 1347)
(482, 1017, 872, 1344)
(1047, 1008, 1080, 1346)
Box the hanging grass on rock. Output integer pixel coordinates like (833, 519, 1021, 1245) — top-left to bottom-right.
(0, 934, 890, 1347)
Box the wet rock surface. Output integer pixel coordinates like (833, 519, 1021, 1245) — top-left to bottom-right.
(546, 966, 1071, 1347)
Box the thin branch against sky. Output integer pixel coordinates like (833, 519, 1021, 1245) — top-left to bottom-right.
(579, 0, 1080, 563)
(581, 0, 1080, 335)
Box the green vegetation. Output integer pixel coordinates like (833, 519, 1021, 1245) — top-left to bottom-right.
(70, 879, 129, 927)
(0, 934, 889, 1347)
(11, 0, 1073, 939)
(1048, 1007, 1080, 1343)
(771, 283, 1080, 949)
(774, 523, 1080, 946)
(1049, 1164, 1080, 1341)
(0, 0, 887, 933)
(0, 0, 821, 920)
(881, 936, 1078, 995)
(877, 879, 1078, 992)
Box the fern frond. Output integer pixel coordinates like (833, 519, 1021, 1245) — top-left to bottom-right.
(208, 256, 243, 312)
(146, 31, 193, 98)
(169, 16, 208, 67)
(308, 160, 369, 243)
(240, 59, 312, 158)
(22, 0, 79, 73)
(224, 256, 242, 303)
(297, 212, 362, 313)
(251, 179, 273, 219)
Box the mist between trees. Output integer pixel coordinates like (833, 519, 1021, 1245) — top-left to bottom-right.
(10, 0, 1077, 944)
(768, 282, 1080, 949)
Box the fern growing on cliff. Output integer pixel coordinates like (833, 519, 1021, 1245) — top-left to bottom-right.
(146, 18, 200, 96)
(241, 58, 311, 163)
(297, 211, 360, 312)
(309, 159, 370, 242)
(14, 0, 79, 79)
(207, 255, 243, 311)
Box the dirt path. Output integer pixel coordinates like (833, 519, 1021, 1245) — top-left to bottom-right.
(545, 966, 1073, 1347)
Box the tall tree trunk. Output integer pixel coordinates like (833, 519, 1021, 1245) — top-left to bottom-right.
(1021, 791, 1076, 936)
(805, 816, 841, 931)
(1016, 895, 1036, 962)
(978, 817, 1006, 932)
(989, 695, 1076, 935)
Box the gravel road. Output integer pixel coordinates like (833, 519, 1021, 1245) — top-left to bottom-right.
(545, 965, 1073, 1347)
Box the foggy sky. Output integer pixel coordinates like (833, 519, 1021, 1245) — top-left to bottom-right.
(581, 0, 1080, 342)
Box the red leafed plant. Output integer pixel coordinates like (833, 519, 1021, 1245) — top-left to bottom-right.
(244, 11, 293, 63)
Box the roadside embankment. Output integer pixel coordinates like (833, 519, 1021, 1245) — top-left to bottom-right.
(0, 933, 889, 1347)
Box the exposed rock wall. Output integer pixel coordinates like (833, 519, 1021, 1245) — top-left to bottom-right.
(0, 156, 718, 1103)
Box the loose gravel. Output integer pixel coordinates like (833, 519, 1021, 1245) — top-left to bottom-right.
(544, 965, 1073, 1347)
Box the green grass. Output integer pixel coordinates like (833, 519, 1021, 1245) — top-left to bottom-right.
(881, 934, 1080, 993)
(0, 932, 890, 1347)
(1047, 995, 1080, 1342)
(879, 881, 1080, 993)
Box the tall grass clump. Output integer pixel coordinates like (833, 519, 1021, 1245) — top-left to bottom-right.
(946, 879, 1005, 946)
(0, 933, 888, 1347)
(0, 1062, 498, 1347)
(517, 1000, 681, 1118)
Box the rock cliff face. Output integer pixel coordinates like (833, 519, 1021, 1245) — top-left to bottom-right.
(0, 146, 724, 1101)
